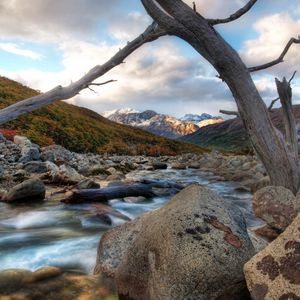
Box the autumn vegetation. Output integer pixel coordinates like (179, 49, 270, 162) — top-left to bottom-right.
(0, 76, 204, 156)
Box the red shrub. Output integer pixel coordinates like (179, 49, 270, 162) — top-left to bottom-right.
(0, 129, 17, 141)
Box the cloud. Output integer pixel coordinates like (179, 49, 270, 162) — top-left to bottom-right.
(241, 13, 300, 76)
(0, 42, 44, 60)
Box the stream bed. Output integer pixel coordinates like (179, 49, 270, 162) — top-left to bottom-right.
(0, 169, 263, 273)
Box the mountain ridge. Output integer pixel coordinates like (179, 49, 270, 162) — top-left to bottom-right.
(0, 76, 204, 156)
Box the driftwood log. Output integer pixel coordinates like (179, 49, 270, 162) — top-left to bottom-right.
(61, 183, 156, 204)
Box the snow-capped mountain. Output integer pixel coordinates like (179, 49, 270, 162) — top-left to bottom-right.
(102, 109, 224, 139)
(180, 113, 224, 128)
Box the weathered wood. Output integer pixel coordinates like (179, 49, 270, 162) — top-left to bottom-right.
(61, 184, 155, 204)
(276, 77, 298, 160)
(0, 23, 166, 125)
(207, 0, 258, 25)
(142, 0, 299, 193)
(249, 37, 300, 72)
(219, 110, 239, 117)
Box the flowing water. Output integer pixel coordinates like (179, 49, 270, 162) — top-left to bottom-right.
(0, 169, 263, 274)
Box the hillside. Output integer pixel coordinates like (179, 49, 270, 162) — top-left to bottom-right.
(0, 76, 204, 155)
(182, 107, 300, 153)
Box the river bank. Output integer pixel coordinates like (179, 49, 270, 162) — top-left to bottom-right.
(0, 134, 269, 299)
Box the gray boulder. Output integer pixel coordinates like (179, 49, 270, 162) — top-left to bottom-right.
(2, 178, 46, 203)
(19, 146, 40, 162)
(95, 184, 254, 300)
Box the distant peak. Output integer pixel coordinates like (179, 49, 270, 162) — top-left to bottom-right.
(102, 107, 139, 118)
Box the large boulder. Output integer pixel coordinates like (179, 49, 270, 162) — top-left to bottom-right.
(46, 164, 85, 185)
(244, 213, 300, 300)
(253, 186, 300, 231)
(2, 178, 46, 203)
(95, 185, 255, 300)
(40, 145, 73, 164)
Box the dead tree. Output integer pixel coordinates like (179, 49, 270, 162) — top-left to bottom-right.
(0, 1, 300, 192)
(141, 0, 300, 193)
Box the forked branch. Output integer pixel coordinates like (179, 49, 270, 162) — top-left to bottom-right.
(208, 0, 258, 25)
(0, 22, 166, 125)
(249, 37, 300, 72)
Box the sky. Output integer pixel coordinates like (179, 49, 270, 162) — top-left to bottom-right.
(1, 0, 300, 118)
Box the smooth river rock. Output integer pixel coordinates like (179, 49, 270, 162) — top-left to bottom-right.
(95, 184, 255, 300)
(2, 178, 46, 203)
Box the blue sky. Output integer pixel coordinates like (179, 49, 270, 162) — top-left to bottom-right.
(1, 0, 300, 117)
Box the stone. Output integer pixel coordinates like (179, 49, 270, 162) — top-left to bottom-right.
(47, 164, 85, 185)
(253, 186, 300, 231)
(19, 146, 40, 162)
(171, 163, 186, 170)
(123, 196, 146, 203)
(253, 225, 280, 242)
(23, 161, 48, 174)
(2, 178, 46, 203)
(95, 184, 254, 300)
(152, 161, 168, 170)
(13, 135, 31, 147)
(0, 267, 118, 300)
(75, 178, 100, 190)
(40, 145, 73, 164)
(244, 213, 300, 300)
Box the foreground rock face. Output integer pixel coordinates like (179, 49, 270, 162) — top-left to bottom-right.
(244, 213, 300, 300)
(253, 186, 300, 231)
(2, 178, 46, 203)
(0, 267, 117, 300)
(95, 185, 255, 300)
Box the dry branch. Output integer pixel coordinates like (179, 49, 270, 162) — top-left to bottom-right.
(208, 0, 258, 25)
(0, 23, 166, 125)
(249, 37, 300, 72)
(219, 110, 239, 117)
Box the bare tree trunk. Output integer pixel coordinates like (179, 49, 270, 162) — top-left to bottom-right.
(142, 0, 299, 193)
(276, 77, 298, 160)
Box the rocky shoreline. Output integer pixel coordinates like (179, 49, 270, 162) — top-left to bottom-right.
(0, 133, 299, 299)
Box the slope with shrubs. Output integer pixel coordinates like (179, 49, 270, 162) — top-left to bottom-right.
(0, 76, 204, 156)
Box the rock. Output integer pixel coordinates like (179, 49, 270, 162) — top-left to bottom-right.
(19, 146, 40, 162)
(123, 196, 146, 203)
(2, 178, 46, 203)
(188, 162, 200, 169)
(95, 184, 254, 300)
(171, 163, 186, 170)
(0, 165, 4, 179)
(23, 161, 48, 174)
(106, 174, 125, 181)
(244, 213, 300, 300)
(0, 267, 118, 299)
(75, 178, 100, 190)
(13, 135, 31, 147)
(253, 225, 280, 242)
(12, 169, 27, 180)
(40, 145, 73, 164)
(47, 164, 85, 185)
(152, 161, 168, 170)
(0, 133, 6, 142)
(250, 176, 270, 193)
(253, 186, 300, 231)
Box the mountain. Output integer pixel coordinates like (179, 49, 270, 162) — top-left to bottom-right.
(0, 76, 204, 156)
(103, 109, 223, 139)
(180, 113, 224, 128)
(181, 107, 300, 153)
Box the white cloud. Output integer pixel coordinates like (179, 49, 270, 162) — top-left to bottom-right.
(0, 43, 44, 60)
(241, 13, 300, 76)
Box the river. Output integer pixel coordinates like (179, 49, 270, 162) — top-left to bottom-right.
(0, 168, 263, 273)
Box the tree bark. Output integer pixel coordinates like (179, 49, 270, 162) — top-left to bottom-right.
(142, 0, 299, 193)
(276, 77, 298, 160)
(61, 184, 155, 204)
